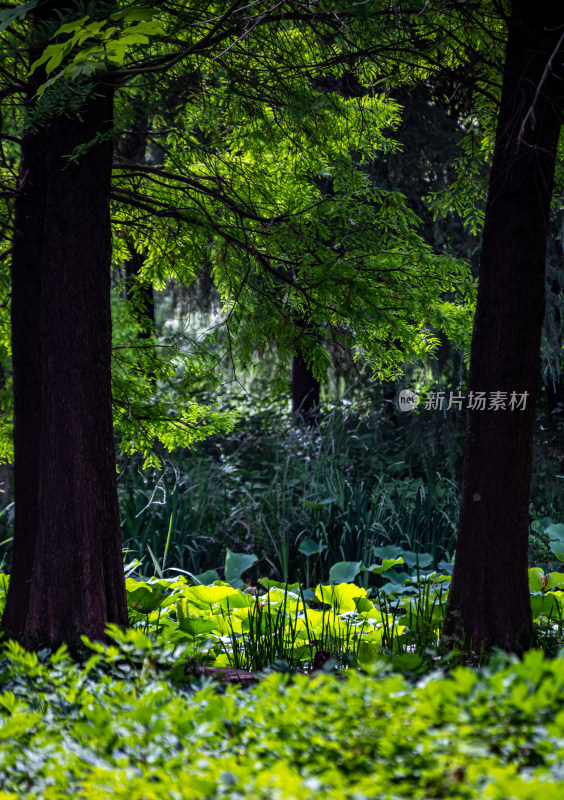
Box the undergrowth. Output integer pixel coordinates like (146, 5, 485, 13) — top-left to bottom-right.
(2, 625, 564, 797)
(0, 549, 563, 797)
(118, 401, 462, 584)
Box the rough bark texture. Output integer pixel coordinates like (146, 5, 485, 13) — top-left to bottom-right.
(291, 352, 320, 425)
(444, 1, 564, 652)
(3, 3, 128, 646)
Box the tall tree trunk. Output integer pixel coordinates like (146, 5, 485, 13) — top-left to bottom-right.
(292, 352, 320, 425)
(444, 1, 564, 653)
(3, 5, 128, 647)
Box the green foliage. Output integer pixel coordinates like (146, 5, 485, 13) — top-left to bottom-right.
(110, 295, 235, 465)
(3, 618, 564, 797)
(118, 559, 450, 671)
(529, 517, 564, 569)
(425, 125, 491, 236)
(149, 72, 475, 381)
(547, 523, 564, 561)
(108, 1, 475, 453)
(224, 549, 258, 590)
(29, 8, 165, 94)
(0, 246, 11, 466)
(0, 0, 481, 464)
(525, 564, 564, 653)
(0, 1, 37, 34)
(118, 550, 564, 671)
(117, 402, 461, 583)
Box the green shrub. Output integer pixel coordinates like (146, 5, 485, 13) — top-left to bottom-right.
(118, 404, 461, 584)
(2, 632, 564, 798)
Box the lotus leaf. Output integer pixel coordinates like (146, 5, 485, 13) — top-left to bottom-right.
(315, 583, 366, 612)
(366, 557, 405, 574)
(224, 549, 258, 588)
(400, 551, 434, 569)
(177, 617, 217, 636)
(263, 586, 300, 610)
(329, 560, 362, 583)
(259, 577, 301, 593)
(125, 579, 168, 614)
(354, 595, 376, 614)
(531, 592, 561, 620)
(297, 538, 327, 556)
(181, 585, 246, 609)
(544, 572, 564, 591)
(371, 545, 404, 560)
(528, 568, 545, 592)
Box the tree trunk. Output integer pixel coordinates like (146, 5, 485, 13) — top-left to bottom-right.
(444, 1, 564, 653)
(3, 5, 128, 646)
(292, 352, 320, 425)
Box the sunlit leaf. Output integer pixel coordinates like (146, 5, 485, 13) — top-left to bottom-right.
(315, 583, 366, 612)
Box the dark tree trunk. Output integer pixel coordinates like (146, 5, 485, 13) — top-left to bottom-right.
(444, 1, 564, 653)
(3, 4, 128, 646)
(197, 267, 215, 312)
(292, 352, 320, 425)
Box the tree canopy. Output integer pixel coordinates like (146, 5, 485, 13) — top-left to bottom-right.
(0, 0, 478, 464)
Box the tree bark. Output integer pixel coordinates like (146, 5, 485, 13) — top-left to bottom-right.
(292, 351, 320, 425)
(444, 1, 564, 652)
(3, 4, 128, 646)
